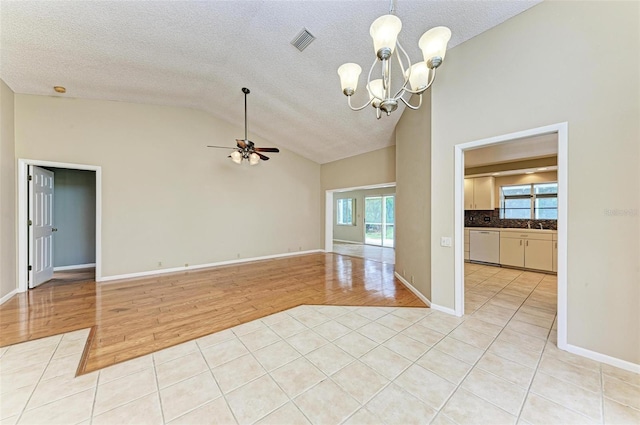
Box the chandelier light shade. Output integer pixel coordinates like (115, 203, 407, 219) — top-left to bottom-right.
(369, 15, 402, 56)
(249, 152, 260, 165)
(406, 62, 430, 92)
(337, 63, 363, 95)
(419, 26, 452, 65)
(337, 1, 451, 119)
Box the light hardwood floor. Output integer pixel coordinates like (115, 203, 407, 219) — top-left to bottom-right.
(0, 253, 424, 374)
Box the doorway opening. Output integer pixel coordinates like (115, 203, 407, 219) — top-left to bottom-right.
(454, 123, 568, 349)
(17, 159, 102, 293)
(325, 183, 395, 264)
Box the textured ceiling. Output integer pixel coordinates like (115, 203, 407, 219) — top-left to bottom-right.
(0, 0, 541, 164)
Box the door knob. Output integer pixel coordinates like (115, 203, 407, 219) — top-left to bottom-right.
(52, 228, 58, 232)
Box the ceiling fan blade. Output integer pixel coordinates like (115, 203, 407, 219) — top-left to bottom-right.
(235, 139, 247, 149)
(207, 145, 235, 149)
(254, 147, 280, 153)
(255, 152, 270, 161)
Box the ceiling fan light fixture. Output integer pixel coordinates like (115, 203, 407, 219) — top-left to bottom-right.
(249, 153, 260, 165)
(230, 150, 242, 164)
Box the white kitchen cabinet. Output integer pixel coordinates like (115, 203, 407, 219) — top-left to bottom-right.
(464, 177, 495, 210)
(500, 236, 525, 267)
(524, 239, 553, 271)
(464, 229, 470, 261)
(499, 231, 553, 272)
(552, 234, 558, 272)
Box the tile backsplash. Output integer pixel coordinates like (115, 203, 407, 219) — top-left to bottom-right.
(465, 209, 558, 230)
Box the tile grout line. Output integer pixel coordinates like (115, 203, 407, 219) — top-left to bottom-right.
(151, 354, 167, 425)
(87, 369, 101, 424)
(335, 308, 436, 425)
(453, 268, 550, 423)
(14, 335, 64, 424)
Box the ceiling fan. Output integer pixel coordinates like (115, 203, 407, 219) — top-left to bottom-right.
(207, 87, 279, 165)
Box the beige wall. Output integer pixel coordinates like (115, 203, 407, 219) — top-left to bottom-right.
(333, 187, 395, 244)
(0, 80, 16, 300)
(320, 146, 395, 249)
(431, 2, 639, 363)
(395, 93, 432, 300)
(15, 95, 321, 278)
(493, 171, 558, 208)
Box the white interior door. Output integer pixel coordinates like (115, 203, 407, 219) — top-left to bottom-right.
(29, 165, 55, 288)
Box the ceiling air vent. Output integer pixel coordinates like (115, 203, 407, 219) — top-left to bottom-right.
(291, 28, 315, 52)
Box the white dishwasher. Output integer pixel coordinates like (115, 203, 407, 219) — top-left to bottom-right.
(469, 230, 500, 264)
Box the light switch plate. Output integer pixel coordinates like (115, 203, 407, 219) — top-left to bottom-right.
(440, 237, 452, 247)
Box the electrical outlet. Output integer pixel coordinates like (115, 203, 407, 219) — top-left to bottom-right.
(299, 246, 302, 251)
(184, 263, 189, 267)
(158, 261, 162, 267)
(411, 275, 414, 284)
(440, 237, 452, 247)
(237, 253, 240, 258)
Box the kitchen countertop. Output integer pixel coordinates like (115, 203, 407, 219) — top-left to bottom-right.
(465, 227, 557, 234)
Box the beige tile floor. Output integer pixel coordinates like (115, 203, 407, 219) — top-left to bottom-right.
(332, 242, 395, 265)
(1, 264, 639, 424)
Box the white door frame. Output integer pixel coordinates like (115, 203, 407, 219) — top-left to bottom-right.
(17, 159, 102, 293)
(453, 122, 568, 350)
(325, 182, 396, 252)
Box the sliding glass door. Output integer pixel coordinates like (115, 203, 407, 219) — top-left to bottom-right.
(364, 195, 395, 248)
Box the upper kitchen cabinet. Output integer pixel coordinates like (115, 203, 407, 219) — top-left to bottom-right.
(464, 176, 495, 210)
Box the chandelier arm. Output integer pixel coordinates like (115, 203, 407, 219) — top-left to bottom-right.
(367, 57, 384, 102)
(392, 41, 412, 99)
(399, 93, 423, 110)
(347, 95, 375, 111)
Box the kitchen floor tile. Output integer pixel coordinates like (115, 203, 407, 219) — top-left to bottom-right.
(270, 357, 325, 398)
(442, 388, 516, 425)
(365, 383, 437, 425)
(94, 367, 156, 415)
(226, 374, 288, 424)
(331, 360, 389, 404)
(305, 343, 354, 375)
(159, 372, 221, 422)
(294, 379, 359, 425)
(394, 364, 456, 410)
(416, 349, 473, 385)
(167, 397, 236, 425)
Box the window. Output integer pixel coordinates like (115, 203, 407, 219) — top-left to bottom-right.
(336, 198, 355, 225)
(500, 182, 557, 220)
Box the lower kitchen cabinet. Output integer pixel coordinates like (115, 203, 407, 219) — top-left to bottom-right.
(499, 231, 554, 272)
(524, 239, 553, 271)
(552, 235, 558, 272)
(499, 237, 524, 267)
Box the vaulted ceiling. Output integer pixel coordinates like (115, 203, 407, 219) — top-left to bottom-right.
(0, 1, 540, 163)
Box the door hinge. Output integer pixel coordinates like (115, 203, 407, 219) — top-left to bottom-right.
(28, 220, 32, 226)
(28, 265, 32, 271)
(28, 175, 33, 181)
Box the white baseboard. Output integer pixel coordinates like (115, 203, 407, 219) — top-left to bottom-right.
(0, 289, 17, 305)
(98, 250, 324, 283)
(54, 263, 96, 271)
(332, 239, 362, 245)
(564, 343, 640, 374)
(430, 303, 458, 316)
(393, 272, 431, 307)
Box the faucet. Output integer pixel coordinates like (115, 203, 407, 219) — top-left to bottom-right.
(539, 223, 544, 230)
(527, 221, 531, 229)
